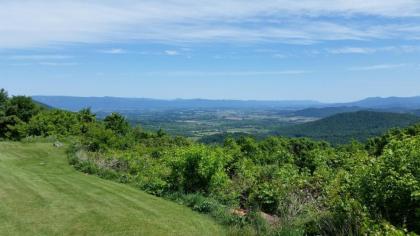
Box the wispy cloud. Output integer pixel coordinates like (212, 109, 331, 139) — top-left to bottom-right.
(3, 54, 77, 66)
(272, 54, 288, 58)
(327, 47, 377, 54)
(328, 45, 420, 54)
(164, 50, 179, 56)
(8, 55, 72, 60)
(9, 61, 78, 67)
(349, 64, 407, 71)
(99, 48, 126, 54)
(1, 1, 420, 48)
(38, 62, 78, 66)
(142, 70, 308, 77)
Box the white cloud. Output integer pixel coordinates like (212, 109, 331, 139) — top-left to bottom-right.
(8, 55, 73, 60)
(9, 61, 78, 66)
(328, 45, 420, 54)
(38, 62, 78, 66)
(273, 54, 288, 58)
(2, 54, 76, 66)
(327, 47, 377, 54)
(349, 64, 407, 71)
(1, 1, 420, 48)
(164, 50, 179, 56)
(99, 48, 126, 54)
(142, 70, 308, 77)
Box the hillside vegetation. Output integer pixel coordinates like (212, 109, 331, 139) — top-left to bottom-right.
(1, 88, 420, 235)
(0, 142, 225, 236)
(290, 106, 364, 118)
(275, 111, 420, 144)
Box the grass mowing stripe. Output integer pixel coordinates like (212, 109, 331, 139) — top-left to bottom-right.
(0, 142, 226, 236)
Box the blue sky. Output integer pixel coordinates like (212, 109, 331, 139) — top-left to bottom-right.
(1, 0, 420, 102)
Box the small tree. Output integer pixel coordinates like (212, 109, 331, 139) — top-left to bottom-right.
(0, 88, 8, 112)
(78, 108, 96, 123)
(104, 112, 130, 136)
(0, 115, 24, 140)
(6, 96, 40, 123)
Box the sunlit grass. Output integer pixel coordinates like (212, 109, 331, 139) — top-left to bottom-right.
(0, 142, 226, 236)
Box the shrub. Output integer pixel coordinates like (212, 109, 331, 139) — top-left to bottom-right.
(164, 145, 232, 195)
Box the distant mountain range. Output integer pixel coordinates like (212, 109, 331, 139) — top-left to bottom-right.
(31, 96, 323, 111)
(340, 96, 420, 109)
(286, 96, 420, 118)
(32, 95, 420, 114)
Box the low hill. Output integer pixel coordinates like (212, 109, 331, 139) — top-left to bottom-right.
(289, 106, 420, 119)
(274, 111, 420, 144)
(0, 142, 225, 236)
(290, 106, 363, 118)
(34, 100, 52, 109)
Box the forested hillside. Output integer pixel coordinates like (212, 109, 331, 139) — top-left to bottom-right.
(288, 106, 420, 118)
(1, 89, 420, 235)
(290, 106, 364, 118)
(275, 111, 420, 144)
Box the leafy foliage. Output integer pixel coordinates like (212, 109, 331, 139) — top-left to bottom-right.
(104, 112, 130, 135)
(0, 92, 42, 140)
(1, 88, 420, 235)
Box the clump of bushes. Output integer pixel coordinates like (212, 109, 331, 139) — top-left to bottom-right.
(66, 120, 420, 235)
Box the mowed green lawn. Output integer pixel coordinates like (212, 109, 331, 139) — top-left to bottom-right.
(0, 142, 226, 236)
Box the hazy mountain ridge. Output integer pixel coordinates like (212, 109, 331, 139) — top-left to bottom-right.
(33, 95, 420, 113)
(32, 96, 323, 111)
(337, 96, 420, 109)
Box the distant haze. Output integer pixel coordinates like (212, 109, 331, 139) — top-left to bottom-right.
(32, 95, 420, 112)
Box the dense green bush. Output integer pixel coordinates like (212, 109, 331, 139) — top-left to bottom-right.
(358, 137, 420, 232)
(0, 115, 24, 140)
(104, 112, 130, 136)
(0, 92, 42, 140)
(67, 125, 420, 235)
(25, 110, 81, 137)
(164, 145, 232, 195)
(6, 96, 41, 123)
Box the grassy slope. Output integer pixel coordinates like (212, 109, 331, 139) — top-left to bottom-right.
(0, 142, 225, 236)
